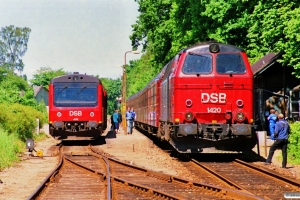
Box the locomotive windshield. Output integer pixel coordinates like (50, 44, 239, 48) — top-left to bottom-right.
(182, 53, 212, 74)
(216, 54, 246, 74)
(53, 82, 98, 107)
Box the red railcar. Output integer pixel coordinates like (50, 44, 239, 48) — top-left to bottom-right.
(127, 42, 256, 153)
(48, 73, 107, 140)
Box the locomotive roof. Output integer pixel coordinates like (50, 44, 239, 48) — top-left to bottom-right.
(50, 73, 101, 84)
(182, 42, 245, 53)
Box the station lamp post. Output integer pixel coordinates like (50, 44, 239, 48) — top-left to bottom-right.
(116, 96, 122, 110)
(122, 50, 140, 134)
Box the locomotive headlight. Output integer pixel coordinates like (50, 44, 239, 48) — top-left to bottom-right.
(186, 99, 193, 107)
(90, 112, 94, 117)
(73, 76, 78, 81)
(209, 43, 220, 53)
(236, 99, 244, 107)
(236, 112, 245, 122)
(57, 112, 62, 117)
(185, 112, 194, 122)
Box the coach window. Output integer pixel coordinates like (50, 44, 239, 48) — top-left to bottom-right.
(216, 54, 246, 74)
(182, 53, 212, 74)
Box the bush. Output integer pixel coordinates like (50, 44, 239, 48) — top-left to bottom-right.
(288, 121, 300, 164)
(0, 103, 47, 141)
(0, 128, 23, 170)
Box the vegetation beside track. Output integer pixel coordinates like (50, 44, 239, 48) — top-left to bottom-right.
(0, 73, 48, 170)
(0, 102, 48, 170)
(288, 122, 300, 164)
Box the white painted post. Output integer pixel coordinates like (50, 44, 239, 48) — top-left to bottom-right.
(36, 118, 40, 135)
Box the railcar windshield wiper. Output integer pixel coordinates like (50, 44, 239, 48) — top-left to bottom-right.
(188, 52, 206, 57)
(58, 85, 68, 93)
(77, 85, 87, 94)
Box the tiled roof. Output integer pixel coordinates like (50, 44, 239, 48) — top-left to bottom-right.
(33, 86, 42, 97)
(251, 52, 284, 76)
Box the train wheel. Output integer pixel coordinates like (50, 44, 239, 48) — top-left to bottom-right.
(164, 124, 170, 141)
(179, 153, 191, 161)
(157, 124, 162, 139)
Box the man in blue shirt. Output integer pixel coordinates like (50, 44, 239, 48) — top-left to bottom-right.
(265, 114, 290, 168)
(126, 107, 134, 134)
(131, 107, 136, 127)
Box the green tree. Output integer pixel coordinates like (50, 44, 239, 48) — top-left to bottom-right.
(0, 74, 36, 107)
(130, 0, 300, 88)
(0, 25, 31, 73)
(126, 55, 160, 97)
(131, 0, 173, 65)
(243, 0, 300, 78)
(30, 67, 67, 90)
(100, 78, 122, 115)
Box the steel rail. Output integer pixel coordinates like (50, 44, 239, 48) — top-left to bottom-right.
(234, 159, 300, 188)
(90, 145, 264, 200)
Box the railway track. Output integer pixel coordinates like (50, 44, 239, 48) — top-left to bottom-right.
(27, 145, 110, 200)
(91, 146, 263, 200)
(186, 158, 300, 199)
(27, 144, 264, 200)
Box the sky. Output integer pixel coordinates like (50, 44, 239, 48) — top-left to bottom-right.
(0, 0, 141, 80)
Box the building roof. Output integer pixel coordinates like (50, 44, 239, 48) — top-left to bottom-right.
(33, 86, 48, 97)
(251, 51, 284, 77)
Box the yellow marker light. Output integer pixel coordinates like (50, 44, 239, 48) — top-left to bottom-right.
(250, 119, 253, 123)
(212, 120, 217, 124)
(36, 150, 44, 157)
(175, 118, 180, 123)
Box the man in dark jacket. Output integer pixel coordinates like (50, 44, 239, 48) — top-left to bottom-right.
(117, 110, 122, 133)
(265, 114, 290, 168)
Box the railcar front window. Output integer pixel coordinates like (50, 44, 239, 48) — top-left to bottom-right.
(54, 82, 97, 107)
(182, 53, 212, 74)
(216, 54, 246, 74)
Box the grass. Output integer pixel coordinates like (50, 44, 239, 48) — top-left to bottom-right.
(32, 131, 49, 142)
(0, 128, 50, 170)
(0, 128, 23, 170)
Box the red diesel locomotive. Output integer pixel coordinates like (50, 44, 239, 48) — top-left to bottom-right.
(127, 42, 256, 153)
(49, 73, 107, 140)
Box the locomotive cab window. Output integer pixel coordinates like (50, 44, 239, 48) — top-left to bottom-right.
(54, 82, 98, 107)
(216, 54, 246, 74)
(182, 53, 212, 74)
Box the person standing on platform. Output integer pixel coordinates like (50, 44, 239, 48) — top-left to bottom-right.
(112, 109, 120, 134)
(265, 114, 290, 168)
(131, 107, 136, 128)
(267, 109, 277, 140)
(126, 107, 134, 134)
(117, 110, 122, 133)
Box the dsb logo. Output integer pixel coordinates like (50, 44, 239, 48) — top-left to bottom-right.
(201, 93, 226, 103)
(69, 111, 82, 116)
